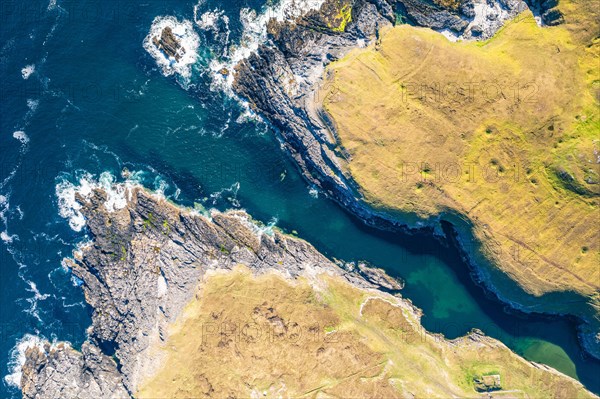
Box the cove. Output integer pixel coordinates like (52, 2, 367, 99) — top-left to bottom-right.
(109, 83, 600, 392)
(0, 0, 598, 396)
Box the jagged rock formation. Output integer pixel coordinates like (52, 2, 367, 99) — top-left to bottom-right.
(152, 27, 184, 61)
(232, 0, 530, 228)
(234, 0, 396, 236)
(232, 0, 600, 361)
(19, 0, 593, 396)
(20, 185, 391, 398)
(21, 342, 128, 399)
(525, 0, 565, 24)
(19, 186, 596, 399)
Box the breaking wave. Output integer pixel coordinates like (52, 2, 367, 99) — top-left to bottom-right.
(4, 335, 57, 388)
(143, 16, 201, 82)
(55, 171, 135, 232)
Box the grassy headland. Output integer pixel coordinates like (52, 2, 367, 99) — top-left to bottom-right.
(137, 267, 594, 398)
(320, 1, 599, 299)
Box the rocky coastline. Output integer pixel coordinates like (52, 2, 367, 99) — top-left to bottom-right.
(16, 0, 598, 396)
(230, 0, 599, 360)
(19, 185, 406, 398)
(18, 183, 598, 398)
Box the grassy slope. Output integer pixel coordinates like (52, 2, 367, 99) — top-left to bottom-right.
(137, 267, 594, 398)
(321, 1, 599, 298)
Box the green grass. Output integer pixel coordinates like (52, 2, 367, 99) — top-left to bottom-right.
(138, 269, 596, 398)
(321, 3, 600, 298)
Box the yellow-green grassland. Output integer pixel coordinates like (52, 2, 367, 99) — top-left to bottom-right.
(137, 267, 594, 398)
(320, 0, 599, 301)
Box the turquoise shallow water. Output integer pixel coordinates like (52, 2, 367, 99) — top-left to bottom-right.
(0, 0, 598, 396)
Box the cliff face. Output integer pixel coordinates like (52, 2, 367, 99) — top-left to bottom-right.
(232, 0, 600, 360)
(20, 186, 597, 399)
(232, 0, 529, 225)
(20, 185, 392, 398)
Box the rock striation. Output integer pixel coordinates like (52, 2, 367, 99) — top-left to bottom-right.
(232, 0, 600, 360)
(19, 184, 596, 399)
(152, 27, 184, 61)
(18, 1, 594, 396)
(20, 185, 394, 398)
(232, 0, 531, 232)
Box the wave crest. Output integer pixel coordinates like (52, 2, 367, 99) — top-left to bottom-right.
(143, 16, 200, 81)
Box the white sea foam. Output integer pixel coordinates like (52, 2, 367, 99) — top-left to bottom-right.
(21, 64, 35, 80)
(0, 194, 8, 231)
(27, 99, 39, 112)
(56, 171, 136, 232)
(209, 182, 240, 207)
(256, 216, 278, 237)
(1, 167, 18, 192)
(25, 280, 50, 322)
(143, 16, 200, 80)
(208, 0, 326, 90)
(4, 334, 58, 388)
(16, 205, 24, 220)
(98, 172, 130, 211)
(227, 212, 278, 238)
(195, 8, 228, 33)
(144, 1, 324, 93)
(194, 0, 231, 53)
(12, 131, 29, 145)
(56, 174, 90, 232)
(1, 231, 16, 243)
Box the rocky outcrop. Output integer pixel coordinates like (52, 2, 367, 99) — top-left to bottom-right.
(152, 27, 184, 61)
(357, 262, 405, 290)
(20, 185, 394, 398)
(21, 186, 594, 399)
(525, 0, 564, 25)
(232, 0, 531, 232)
(232, 0, 600, 361)
(21, 342, 128, 399)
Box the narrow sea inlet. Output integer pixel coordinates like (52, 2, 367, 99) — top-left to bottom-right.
(0, 0, 598, 397)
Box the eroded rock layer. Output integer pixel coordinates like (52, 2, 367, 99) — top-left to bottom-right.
(20, 186, 390, 398)
(20, 186, 596, 399)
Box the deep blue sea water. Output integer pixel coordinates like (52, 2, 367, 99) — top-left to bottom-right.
(0, 0, 598, 397)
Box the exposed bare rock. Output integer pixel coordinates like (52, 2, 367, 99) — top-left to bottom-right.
(152, 27, 184, 61)
(21, 342, 129, 399)
(358, 262, 405, 290)
(232, 0, 530, 233)
(20, 185, 393, 398)
(232, 0, 600, 362)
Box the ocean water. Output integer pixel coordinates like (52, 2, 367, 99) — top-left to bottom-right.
(0, 0, 598, 397)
